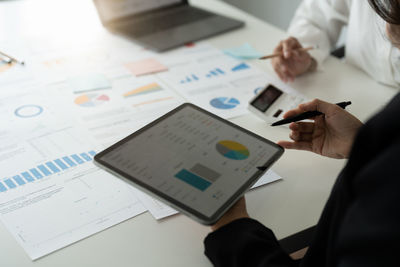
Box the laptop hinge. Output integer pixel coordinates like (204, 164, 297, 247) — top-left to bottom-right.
(106, 2, 189, 28)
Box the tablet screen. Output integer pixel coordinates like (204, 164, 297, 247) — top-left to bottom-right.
(95, 104, 283, 223)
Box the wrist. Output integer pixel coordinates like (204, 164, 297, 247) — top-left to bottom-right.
(211, 213, 249, 231)
(340, 127, 362, 159)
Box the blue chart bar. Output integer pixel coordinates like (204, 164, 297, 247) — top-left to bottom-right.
(54, 159, 68, 170)
(175, 169, 212, 191)
(38, 165, 52, 176)
(216, 68, 225, 74)
(22, 172, 35, 182)
(4, 179, 16, 189)
(232, 63, 250, 72)
(62, 156, 77, 167)
(46, 162, 60, 173)
(181, 74, 200, 84)
(30, 168, 43, 179)
(0, 182, 7, 192)
(0, 151, 97, 193)
(13, 175, 26, 186)
(80, 153, 92, 161)
(71, 154, 84, 164)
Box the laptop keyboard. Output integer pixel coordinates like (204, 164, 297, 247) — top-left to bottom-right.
(120, 7, 213, 37)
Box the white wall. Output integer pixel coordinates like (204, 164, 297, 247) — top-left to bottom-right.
(219, 0, 302, 30)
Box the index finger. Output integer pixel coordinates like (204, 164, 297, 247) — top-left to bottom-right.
(282, 106, 305, 119)
(282, 37, 302, 58)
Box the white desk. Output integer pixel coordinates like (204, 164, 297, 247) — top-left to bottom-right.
(0, 0, 398, 266)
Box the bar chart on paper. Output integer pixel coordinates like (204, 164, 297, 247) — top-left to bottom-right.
(0, 150, 97, 192)
(180, 68, 226, 84)
(178, 62, 251, 84)
(123, 83, 163, 98)
(232, 63, 250, 72)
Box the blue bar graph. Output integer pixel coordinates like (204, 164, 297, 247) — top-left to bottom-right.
(62, 156, 76, 167)
(180, 74, 200, 84)
(46, 162, 60, 173)
(54, 159, 68, 170)
(13, 175, 26, 186)
(38, 165, 52, 176)
(216, 68, 225, 74)
(206, 68, 226, 78)
(232, 63, 250, 72)
(0, 182, 7, 192)
(80, 153, 92, 161)
(71, 154, 84, 164)
(30, 168, 43, 179)
(22, 172, 35, 182)
(4, 179, 17, 189)
(175, 169, 212, 191)
(1, 151, 96, 193)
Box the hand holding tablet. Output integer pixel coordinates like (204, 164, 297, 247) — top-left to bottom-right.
(94, 104, 283, 225)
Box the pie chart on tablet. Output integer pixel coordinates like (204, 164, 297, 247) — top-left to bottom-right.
(210, 97, 240, 109)
(216, 140, 250, 160)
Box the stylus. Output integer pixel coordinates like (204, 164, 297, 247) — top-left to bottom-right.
(271, 101, 352, 126)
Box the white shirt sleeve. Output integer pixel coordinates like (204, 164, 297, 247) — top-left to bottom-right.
(288, 0, 352, 66)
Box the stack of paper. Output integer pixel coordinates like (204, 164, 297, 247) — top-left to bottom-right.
(0, 38, 296, 260)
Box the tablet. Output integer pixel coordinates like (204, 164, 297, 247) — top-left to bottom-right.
(94, 103, 284, 225)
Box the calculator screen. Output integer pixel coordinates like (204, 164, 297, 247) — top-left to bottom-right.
(250, 85, 283, 112)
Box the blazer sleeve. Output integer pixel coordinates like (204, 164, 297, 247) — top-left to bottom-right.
(334, 140, 400, 266)
(204, 218, 299, 267)
(288, 0, 351, 66)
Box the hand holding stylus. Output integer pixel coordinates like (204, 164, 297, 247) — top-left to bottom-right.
(277, 99, 363, 159)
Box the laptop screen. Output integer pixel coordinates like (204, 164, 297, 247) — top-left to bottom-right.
(95, 0, 183, 23)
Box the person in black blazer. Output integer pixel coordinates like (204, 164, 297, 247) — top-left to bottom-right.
(203, 1, 400, 266)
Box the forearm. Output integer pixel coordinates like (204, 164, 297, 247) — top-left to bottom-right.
(204, 218, 299, 267)
(288, 0, 350, 66)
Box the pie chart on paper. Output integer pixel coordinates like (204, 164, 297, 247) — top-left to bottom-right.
(216, 140, 250, 160)
(210, 97, 240, 109)
(74, 93, 110, 107)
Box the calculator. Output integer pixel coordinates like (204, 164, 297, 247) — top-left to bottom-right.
(248, 84, 307, 124)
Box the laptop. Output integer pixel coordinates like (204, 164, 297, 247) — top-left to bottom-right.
(93, 0, 245, 52)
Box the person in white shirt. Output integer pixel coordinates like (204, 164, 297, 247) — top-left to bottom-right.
(272, 0, 400, 87)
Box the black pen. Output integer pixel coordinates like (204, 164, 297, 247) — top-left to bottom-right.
(271, 101, 352, 126)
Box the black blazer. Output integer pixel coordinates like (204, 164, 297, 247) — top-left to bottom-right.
(204, 93, 400, 267)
